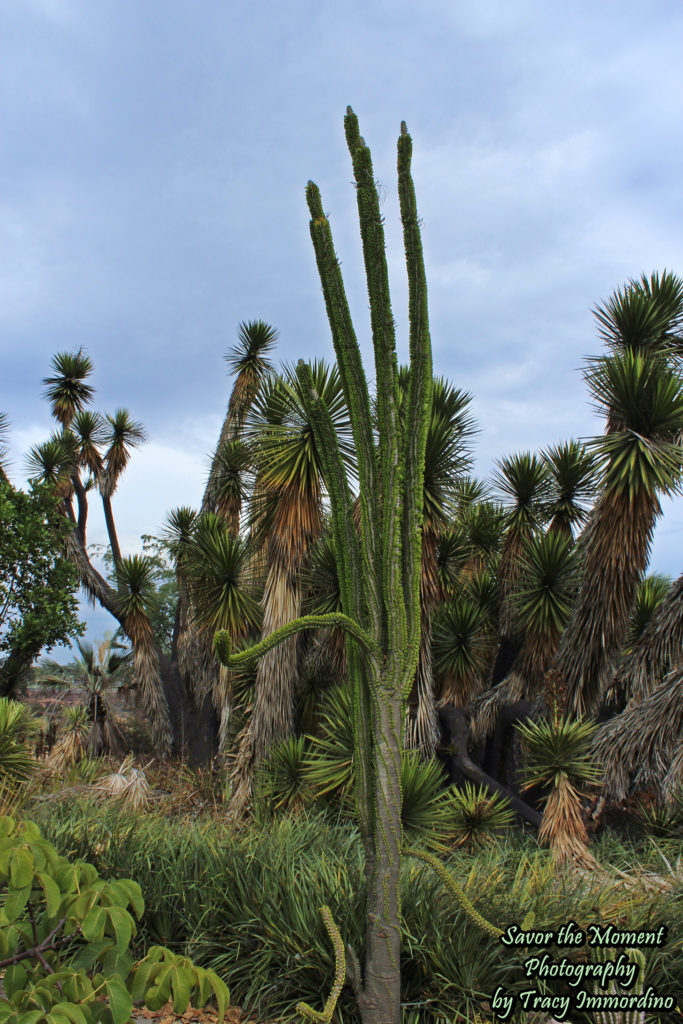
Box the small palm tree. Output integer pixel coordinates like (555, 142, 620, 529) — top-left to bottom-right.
(517, 715, 601, 866)
(70, 638, 128, 755)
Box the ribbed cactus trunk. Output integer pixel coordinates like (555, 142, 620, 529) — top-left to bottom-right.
(215, 109, 432, 1024)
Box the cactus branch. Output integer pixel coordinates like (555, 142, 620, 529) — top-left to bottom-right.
(403, 847, 503, 940)
(296, 906, 346, 1023)
(214, 613, 378, 668)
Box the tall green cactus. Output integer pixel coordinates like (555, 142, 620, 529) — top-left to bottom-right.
(215, 108, 433, 1024)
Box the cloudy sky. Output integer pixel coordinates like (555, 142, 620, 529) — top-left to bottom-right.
(3, 0, 683, 651)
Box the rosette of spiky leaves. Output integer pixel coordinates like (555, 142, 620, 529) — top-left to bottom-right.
(420, 378, 476, 531)
(626, 573, 672, 650)
(556, 349, 683, 717)
(432, 596, 493, 704)
(42, 349, 95, 427)
(0, 697, 38, 786)
(49, 703, 91, 771)
(101, 409, 146, 496)
(460, 500, 505, 577)
(304, 682, 356, 806)
(163, 506, 199, 574)
(256, 735, 313, 814)
(594, 269, 683, 360)
(543, 440, 597, 538)
(184, 512, 261, 637)
(224, 320, 279, 433)
(71, 410, 106, 479)
(494, 452, 551, 639)
(433, 528, 469, 600)
(115, 555, 172, 755)
(517, 716, 601, 864)
(400, 752, 454, 851)
(509, 532, 578, 700)
(463, 568, 499, 631)
(447, 781, 515, 849)
(26, 432, 79, 498)
(211, 437, 252, 533)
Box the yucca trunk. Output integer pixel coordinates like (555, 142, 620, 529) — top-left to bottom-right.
(229, 565, 301, 814)
(556, 488, 659, 717)
(406, 528, 440, 757)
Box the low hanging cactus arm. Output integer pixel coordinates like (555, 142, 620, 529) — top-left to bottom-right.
(296, 906, 346, 1023)
(403, 847, 504, 941)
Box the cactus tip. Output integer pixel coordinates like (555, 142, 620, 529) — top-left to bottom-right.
(400, 120, 407, 135)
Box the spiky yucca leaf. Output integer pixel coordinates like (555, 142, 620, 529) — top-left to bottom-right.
(25, 433, 79, 496)
(543, 439, 597, 537)
(72, 410, 105, 477)
(304, 683, 355, 802)
(185, 513, 261, 636)
(49, 704, 90, 771)
(42, 349, 95, 426)
(626, 573, 672, 650)
(432, 597, 492, 703)
(211, 438, 251, 531)
(447, 781, 514, 849)
(101, 409, 146, 494)
(399, 753, 454, 851)
(594, 269, 683, 358)
(0, 698, 38, 785)
(163, 506, 198, 571)
(256, 735, 313, 813)
(224, 320, 278, 431)
(93, 754, 151, 811)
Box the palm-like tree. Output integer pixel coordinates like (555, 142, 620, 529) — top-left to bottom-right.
(115, 555, 172, 755)
(552, 349, 683, 717)
(543, 440, 597, 539)
(100, 410, 147, 568)
(58, 638, 128, 755)
(491, 452, 550, 683)
(228, 360, 351, 815)
(203, 320, 277, 518)
(404, 375, 477, 755)
(42, 350, 95, 427)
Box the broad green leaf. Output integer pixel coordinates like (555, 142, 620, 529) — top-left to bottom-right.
(81, 906, 107, 943)
(104, 978, 132, 1024)
(3, 963, 27, 996)
(170, 966, 192, 1014)
(206, 970, 230, 1020)
(4, 884, 30, 922)
(105, 906, 133, 953)
(9, 847, 34, 889)
(38, 872, 62, 918)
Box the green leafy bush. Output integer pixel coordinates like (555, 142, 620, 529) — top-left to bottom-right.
(0, 815, 229, 1023)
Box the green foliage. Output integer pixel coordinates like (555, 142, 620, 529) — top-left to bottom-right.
(256, 735, 312, 814)
(627, 572, 672, 649)
(0, 481, 83, 688)
(516, 715, 602, 791)
(447, 782, 514, 850)
(0, 815, 229, 1024)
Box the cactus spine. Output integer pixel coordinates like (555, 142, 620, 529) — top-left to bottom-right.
(215, 108, 433, 1024)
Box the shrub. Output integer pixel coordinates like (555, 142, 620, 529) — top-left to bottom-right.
(0, 815, 229, 1023)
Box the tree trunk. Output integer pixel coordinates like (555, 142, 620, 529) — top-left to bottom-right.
(438, 705, 541, 828)
(359, 690, 403, 1024)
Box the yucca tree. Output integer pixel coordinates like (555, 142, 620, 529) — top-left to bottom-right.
(203, 319, 277, 518)
(100, 410, 147, 568)
(228, 361, 351, 816)
(517, 715, 601, 866)
(115, 554, 172, 755)
(215, 109, 433, 1023)
(42, 349, 95, 428)
(543, 440, 597, 539)
(403, 375, 477, 755)
(183, 511, 262, 750)
(551, 348, 683, 717)
(508, 531, 578, 703)
(64, 638, 127, 755)
(491, 452, 550, 684)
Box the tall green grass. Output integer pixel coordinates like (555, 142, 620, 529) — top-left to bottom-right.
(28, 799, 682, 1022)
